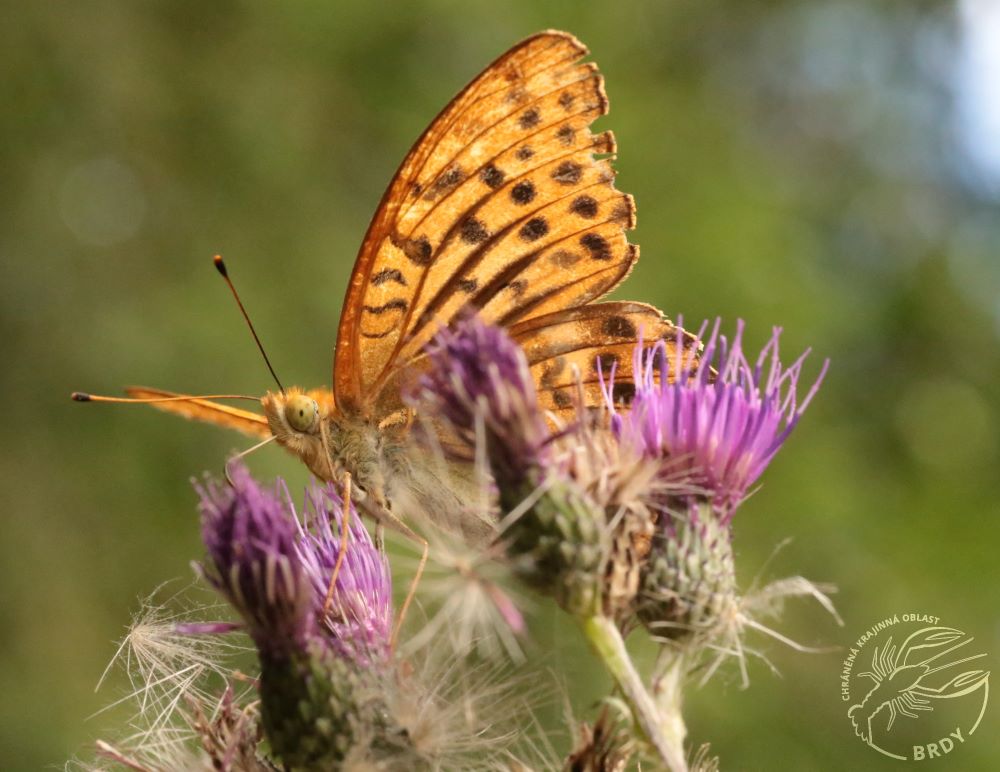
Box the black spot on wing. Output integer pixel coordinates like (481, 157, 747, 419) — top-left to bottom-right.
(552, 389, 573, 408)
(460, 217, 489, 245)
(371, 268, 407, 287)
(516, 146, 534, 161)
(363, 299, 409, 315)
(480, 163, 506, 190)
(594, 351, 620, 375)
(611, 198, 634, 224)
(570, 195, 598, 219)
(425, 166, 464, 200)
(519, 217, 549, 242)
(602, 315, 637, 339)
(609, 382, 637, 405)
(551, 161, 583, 185)
(402, 236, 434, 265)
(580, 233, 612, 261)
(519, 107, 542, 129)
(511, 181, 536, 205)
(502, 279, 527, 297)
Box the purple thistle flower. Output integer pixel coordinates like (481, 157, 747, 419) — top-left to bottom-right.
(606, 319, 828, 522)
(416, 313, 549, 484)
(294, 484, 392, 665)
(196, 463, 392, 664)
(197, 464, 313, 657)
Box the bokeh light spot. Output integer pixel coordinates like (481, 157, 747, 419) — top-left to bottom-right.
(57, 157, 146, 247)
(894, 376, 996, 472)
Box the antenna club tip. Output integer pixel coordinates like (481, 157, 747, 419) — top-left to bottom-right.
(213, 254, 228, 277)
(71, 392, 91, 402)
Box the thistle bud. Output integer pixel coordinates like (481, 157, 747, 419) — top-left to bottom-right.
(503, 476, 609, 618)
(259, 642, 400, 769)
(637, 503, 738, 641)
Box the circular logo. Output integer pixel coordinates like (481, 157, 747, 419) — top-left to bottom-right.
(841, 613, 990, 761)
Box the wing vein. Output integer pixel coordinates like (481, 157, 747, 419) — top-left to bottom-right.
(398, 69, 601, 234)
(403, 179, 625, 345)
(394, 39, 588, 225)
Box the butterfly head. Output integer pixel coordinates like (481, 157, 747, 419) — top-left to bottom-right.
(262, 387, 341, 479)
(262, 387, 327, 432)
(284, 392, 321, 433)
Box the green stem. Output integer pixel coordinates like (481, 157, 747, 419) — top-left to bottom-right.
(653, 649, 687, 759)
(581, 615, 687, 771)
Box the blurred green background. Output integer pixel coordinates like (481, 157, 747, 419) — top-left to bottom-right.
(3, 1, 999, 769)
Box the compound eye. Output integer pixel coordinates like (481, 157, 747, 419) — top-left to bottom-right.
(285, 394, 319, 432)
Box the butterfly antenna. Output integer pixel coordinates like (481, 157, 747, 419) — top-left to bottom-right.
(71, 392, 260, 403)
(213, 254, 285, 394)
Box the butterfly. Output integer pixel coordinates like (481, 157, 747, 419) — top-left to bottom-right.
(87, 30, 699, 544)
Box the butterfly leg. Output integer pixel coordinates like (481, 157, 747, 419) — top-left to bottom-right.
(356, 497, 428, 650)
(374, 522, 386, 552)
(223, 435, 277, 486)
(394, 529, 428, 650)
(322, 471, 352, 615)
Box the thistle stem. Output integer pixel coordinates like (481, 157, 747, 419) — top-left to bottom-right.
(653, 649, 688, 759)
(581, 614, 688, 771)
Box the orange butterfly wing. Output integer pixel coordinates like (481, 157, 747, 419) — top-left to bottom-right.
(509, 302, 702, 417)
(334, 31, 642, 416)
(122, 387, 338, 439)
(124, 387, 271, 438)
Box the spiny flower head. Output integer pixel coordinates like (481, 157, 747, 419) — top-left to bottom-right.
(415, 314, 630, 617)
(197, 463, 313, 658)
(196, 463, 392, 664)
(295, 484, 392, 665)
(197, 464, 398, 768)
(417, 312, 550, 485)
(607, 319, 828, 522)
